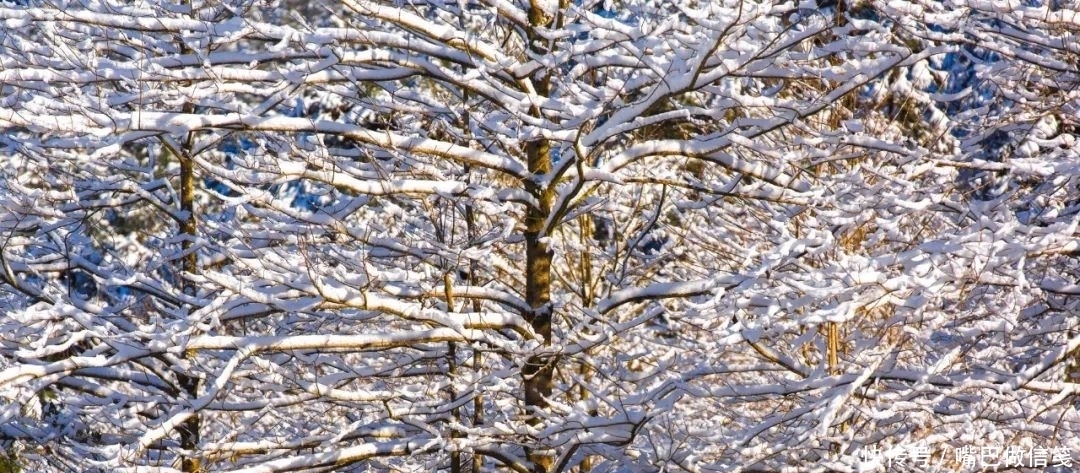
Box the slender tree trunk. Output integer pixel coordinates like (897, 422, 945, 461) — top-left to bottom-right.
(472, 345, 484, 473)
(577, 216, 596, 473)
(523, 2, 557, 470)
(465, 180, 484, 473)
(445, 273, 463, 473)
(826, 322, 839, 376)
(178, 150, 201, 473)
(523, 136, 555, 472)
(177, 11, 201, 464)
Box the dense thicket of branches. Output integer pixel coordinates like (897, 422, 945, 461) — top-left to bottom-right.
(1, 0, 1080, 472)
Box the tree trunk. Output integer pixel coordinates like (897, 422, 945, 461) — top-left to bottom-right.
(465, 187, 485, 473)
(523, 136, 555, 472)
(445, 273, 463, 473)
(522, 3, 557, 471)
(178, 150, 201, 473)
(177, 18, 201, 462)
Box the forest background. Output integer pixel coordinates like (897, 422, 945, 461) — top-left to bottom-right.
(1, 0, 1080, 472)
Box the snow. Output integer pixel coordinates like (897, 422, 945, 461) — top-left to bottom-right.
(5, 0, 1080, 471)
